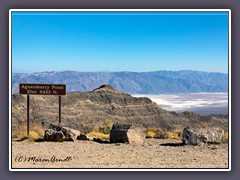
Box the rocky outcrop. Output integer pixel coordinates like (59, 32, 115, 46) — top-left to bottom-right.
(44, 123, 80, 142)
(182, 127, 224, 145)
(12, 85, 228, 133)
(93, 84, 120, 93)
(110, 124, 145, 145)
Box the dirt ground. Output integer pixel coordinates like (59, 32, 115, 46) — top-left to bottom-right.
(11, 139, 229, 169)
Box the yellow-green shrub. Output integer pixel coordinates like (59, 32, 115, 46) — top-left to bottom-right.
(155, 129, 165, 139)
(223, 132, 229, 143)
(145, 131, 156, 138)
(145, 127, 181, 140)
(12, 123, 45, 141)
(145, 128, 157, 138)
(87, 132, 110, 141)
(145, 127, 165, 138)
(163, 132, 179, 140)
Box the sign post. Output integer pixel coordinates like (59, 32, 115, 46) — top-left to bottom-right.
(27, 95, 30, 137)
(59, 95, 61, 124)
(19, 83, 66, 137)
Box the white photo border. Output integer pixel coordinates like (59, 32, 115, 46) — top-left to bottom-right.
(9, 9, 231, 171)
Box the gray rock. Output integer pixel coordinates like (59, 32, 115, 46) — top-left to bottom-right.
(45, 123, 80, 142)
(49, 123, 63, 131)
(77, 133, 93, 141)
(110, 124, 145, 145)
(44, 129, 65, 142)
(182, 127, 224, 145)
(62, 126, 80, 141)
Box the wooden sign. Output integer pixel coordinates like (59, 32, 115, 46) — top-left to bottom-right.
(19, 83, 66, 95)
(19, 83, 66, 137)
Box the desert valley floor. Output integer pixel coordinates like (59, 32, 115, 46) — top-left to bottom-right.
(12, 139, 228, 169)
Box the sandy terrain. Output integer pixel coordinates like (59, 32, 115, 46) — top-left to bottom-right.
(11, 139, 228, 169)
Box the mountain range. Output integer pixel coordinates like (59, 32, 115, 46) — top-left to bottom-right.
(12, 70, 228, 94)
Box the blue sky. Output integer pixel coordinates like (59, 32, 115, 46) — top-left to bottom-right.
(12, 11, 229, 73)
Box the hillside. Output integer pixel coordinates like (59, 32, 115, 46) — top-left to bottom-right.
(12, 85, 228, 133)
(12, 70, 228, 94)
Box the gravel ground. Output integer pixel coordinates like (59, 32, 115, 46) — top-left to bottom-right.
(11, 139, 229, 169)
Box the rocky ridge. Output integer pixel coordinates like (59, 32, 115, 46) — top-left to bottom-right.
(12, 85, 228, 133)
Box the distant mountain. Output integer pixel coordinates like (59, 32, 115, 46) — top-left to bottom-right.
(12, 70, 228, 94)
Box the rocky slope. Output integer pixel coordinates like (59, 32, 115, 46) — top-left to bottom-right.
(12, 85, 228, 133)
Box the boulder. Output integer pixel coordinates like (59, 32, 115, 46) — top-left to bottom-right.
(44, 129, 65, 142)
(77, 133, 94, 141)
(110, 124, 145, 145)
(45, 123, 80, 142)
(62, 126, 80, 141)
(182, 127, 224, 145)
(49, 123, 62, 131)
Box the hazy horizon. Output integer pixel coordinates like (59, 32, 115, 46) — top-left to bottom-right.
(12, 69, 229, 75)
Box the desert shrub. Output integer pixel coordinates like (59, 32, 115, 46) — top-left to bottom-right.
(87, 132, 110, 141)
(92, 120, 113, 134)
(12, 124, 25, 139)
(30, 123, 45, 138)
(173, 128, 183, 139)
(13, 130, 43, 142)
(145, 128, 158, 138)
(155, 128, 165, 139)
(12, 123, 45, 141)
(79, 125, 92, 134)
(223, 132, 229, 143)
(193, 122, 209, 129)
(145, 131, 156, 138)
(163, 132, 179, 140)
(145, 128, 165, 139)
(145, 127, 181, 140)
(146, 127, 158, 132)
